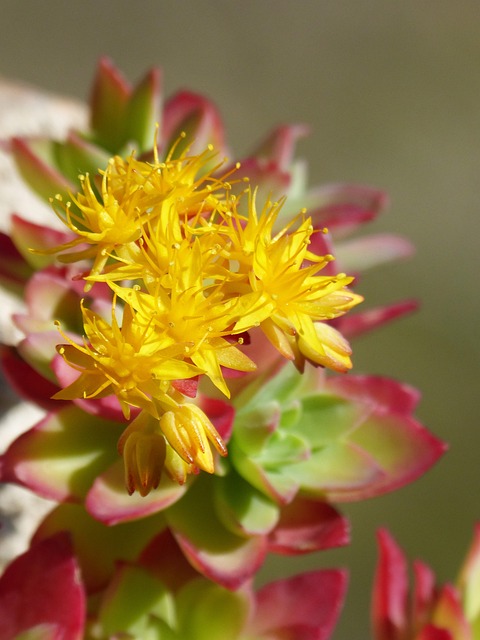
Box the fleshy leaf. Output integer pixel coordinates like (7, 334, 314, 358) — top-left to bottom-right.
(249, 124, 310, 171)
(372, 529, 409, 640)
(288, 441, 383, 497)
(13, 268, 84, 336)
(0, 230, 32, 287)
(413, 560, 437, 632)
(0, 533, 85, 640)
(166, 475, 267, 589)
(125, 67, 162, 152)
(10, 137, 75, 202)
(55, 130, 111, 184)
(344, 408, 446, 500)
(96, 564, 175, 638)
(1, 345, 63, 410)
(176, 578, 250, 640)
(86, 458, 187, 525)
(307, 183, 389, 236)
(337, 299, 419, 338)
(214, 470, 280, 536)
(1, 405, 123, 502)
(231, 443, 300, 504)
(248, 569, 348, 640)
(268, 497, 350, 554)
(335, 233, 414, 272)
(10, 214, 73, 270)
(89, 57, 130, 152)
(326, 376, 446, 501)
(162, 91, 226, 159)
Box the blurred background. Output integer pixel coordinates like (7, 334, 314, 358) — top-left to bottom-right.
(0, 1, 478, 638)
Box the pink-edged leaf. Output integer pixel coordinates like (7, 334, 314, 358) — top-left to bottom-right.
(326, 376, 446, 501)
(86, 458, 186, 525)
(162, 90, 227, 157)
(458, 523, 480, 623)
(13, 268, 84, 336)
(228, 157, 292, 203)
(10, 214, 73, 270)
(89, 57, 131, 152)
(32, 503, 166, 592)
(249, 124, 310, 171)
(125, 67, 162, 151)
(335, 233, 415, 273)
(344, 412, 445, 500)
(268, 497, 350, 555)
(0, 230, 32, 287)
(328, 375, 421, 416)
(0, 532, 85, 640)
(248, 569, 348, 640)
(413, 560, 437, 631)
(430, 585, 473, 640)
(372, 529, 408, 640)
(288, 441, 384, 499)
(167, 476, 267, 589)
(0, 344, 63, 410)
(1, 405, 123, 502)
(10, 136, 75, 203)
(307, 183, 389, 238)
(172, 528, 267, 591)
(336, 299, 419, 339)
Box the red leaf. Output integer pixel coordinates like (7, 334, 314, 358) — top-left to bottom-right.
(0, 533, 85, 640)
(249, 569, 348, 640)
(268, 498, 350, 555)
(372, 529, 408, 640)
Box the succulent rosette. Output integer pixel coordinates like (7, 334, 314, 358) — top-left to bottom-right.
(373, 526, 480, 640)
(0, 58, 447, 636)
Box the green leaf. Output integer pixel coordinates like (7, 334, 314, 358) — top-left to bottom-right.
(177, 579, 249, 640)
(214, 471, 279, 536)
(97, 565, 175, 637)
(125, 68, 161, 152)
(231, 443, 299, 504)
(90, 58, 130, 153)
(295, 394, 369, 447)
(54, 131, 111, 185)
(288, 442, 380, 497)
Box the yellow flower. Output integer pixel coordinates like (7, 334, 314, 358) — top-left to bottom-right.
(213, 190, 363, 372)
(53, 300, 200, 419)
(109, 237, 257, 398)
(47, 162, 151, 288)
(42, 140, 236, 290)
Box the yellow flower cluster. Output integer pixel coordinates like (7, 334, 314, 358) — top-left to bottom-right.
(49, 140, 362, 494)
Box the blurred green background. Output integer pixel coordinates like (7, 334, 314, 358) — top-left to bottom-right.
(1, 2, 478, 638)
